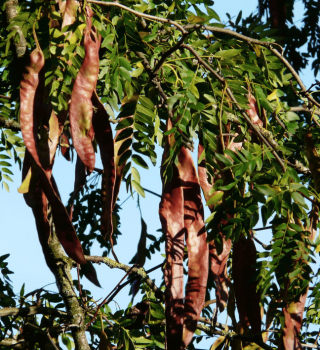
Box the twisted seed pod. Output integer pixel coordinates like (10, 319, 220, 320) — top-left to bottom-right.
(92, 91, 115, 239)
(20, 37, 85, 264)
(178, 146, 208, 348)
(69, 6, 101, 173)
(159, 120, 184, 350)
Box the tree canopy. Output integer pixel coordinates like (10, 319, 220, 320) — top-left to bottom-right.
(1, 0, 320, 350)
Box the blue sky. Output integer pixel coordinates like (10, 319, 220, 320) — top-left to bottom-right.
(1, 0, 318, 348)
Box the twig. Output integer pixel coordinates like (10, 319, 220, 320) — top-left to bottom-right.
(253, 226, 272, 231)
(85, 255, 164, 300)
(290, 106, 320, 116)
(203, 299, 216, 309)
(86, 265, 136, 328)
(87, 0, 188, 34)
(145, 262, 163, 274)
(93, 168, 162, 198)
(299, 191, 319, 205)
(153, 34, 189, 76)
(180, 44, 286, 172)
(0, 94, 10, 100)
(252, 236, 271, 250)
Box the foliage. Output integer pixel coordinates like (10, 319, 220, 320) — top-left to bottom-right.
(1, 0, 320, 349)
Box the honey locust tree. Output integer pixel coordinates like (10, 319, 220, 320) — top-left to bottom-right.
(1, 0, 320, 350)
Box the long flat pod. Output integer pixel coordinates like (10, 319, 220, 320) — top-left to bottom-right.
(159, 120, 184, 350)
(232, 232, 262, 339)
(69, 6, 101, 173)
(20, 42, 85, 265)
(178, 146, 209, 348)
(92, 91, 115, 239)
(198, 141, 230, 313)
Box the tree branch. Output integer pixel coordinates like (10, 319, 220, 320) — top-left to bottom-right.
(0, 306, 67, 318)
(85, 255, 165, 301)
(5, 0, 27, 58)
(87, 0, 188, 34)
(180, 43, 286, 172)
(44, 229, 90, 350)
(0, 116, 21, 132)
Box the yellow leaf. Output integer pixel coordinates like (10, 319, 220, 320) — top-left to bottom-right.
(210, 336, 226, 350)
(252, 44, 261, 58)
(187, 15, 206, 24)
(18, 168, 32, 194)
(68, 33, 78, 45)
(267, 89, 278, 101)
(138, 31, 150, 39)
(168, 1, 175, 13)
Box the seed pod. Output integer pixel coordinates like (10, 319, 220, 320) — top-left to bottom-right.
(92, 91, 115, 239)
(198, 141, 231, 313)
(232, 233, 262, 340)
(20, 42, 45, 167)
(246, 94, 263, 127)
(61, 0, 79, 29)
(159, 120, 184, 350)
(177, 146, 208, 348)
(20, 40, 85, 265)
(69, 6, 101, 173)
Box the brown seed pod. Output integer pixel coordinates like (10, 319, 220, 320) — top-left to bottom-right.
(177, 146, 208, 348)
(61, 0, 79, 29)
(246, 94, 263, 127)
(19, 37, 85, 264)
(92, 91, 115, 239)
(69, 6, 101, 173)
(159, 120, 184, 350)
(232, 232, 262, 340)
(198, 141, 231, 313)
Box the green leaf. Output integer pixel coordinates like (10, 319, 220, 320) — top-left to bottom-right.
(189, 84, 199, 99)
(131, 167, 140, 183)
(215, 153, 233, 167)
(132, 180, 145, 197)
(132, 154, 149, 169)
(215, 49, 242, 58)
(119, 67, 131, 81)
(206, 191, 223, 206)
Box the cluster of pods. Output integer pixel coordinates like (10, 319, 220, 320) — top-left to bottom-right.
(17, 1, 318, 349)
